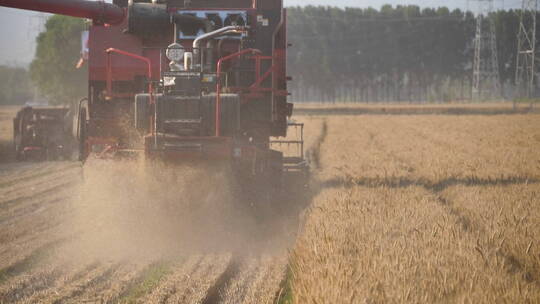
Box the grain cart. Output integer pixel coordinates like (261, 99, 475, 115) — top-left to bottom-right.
(1, 0, 305, 189)
(13, 106, 74, 161)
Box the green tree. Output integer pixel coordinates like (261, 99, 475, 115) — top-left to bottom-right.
(0, 66, 33, 105)
(30, 15, 87, 105)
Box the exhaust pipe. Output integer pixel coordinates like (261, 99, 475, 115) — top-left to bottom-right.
(192, 26, 246, 69)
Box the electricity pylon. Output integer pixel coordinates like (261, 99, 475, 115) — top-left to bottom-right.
(472, 0, 502, 100)
(515, 0, 537, 99)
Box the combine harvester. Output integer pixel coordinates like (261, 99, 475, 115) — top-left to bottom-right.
(2, 0, 305, 191)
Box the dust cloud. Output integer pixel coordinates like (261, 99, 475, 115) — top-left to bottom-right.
(63, 157, 269, 263)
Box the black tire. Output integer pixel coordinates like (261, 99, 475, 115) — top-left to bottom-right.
(46, 144, 59, 161)
(15, 151, 24, 162)
(78, 108, 87, 162)
(13, 134, 23, 161)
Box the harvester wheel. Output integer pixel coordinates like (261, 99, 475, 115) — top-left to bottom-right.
(13, 134, 24, 161)
(78, 108, 87, 161)
(13, 119, 22, 161)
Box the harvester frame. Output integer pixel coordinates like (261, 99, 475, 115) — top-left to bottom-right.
(2, 0, 306, 189)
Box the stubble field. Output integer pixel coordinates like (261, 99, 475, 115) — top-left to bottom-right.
(0, 104, 538, 303)
(0, 106, 300, 304)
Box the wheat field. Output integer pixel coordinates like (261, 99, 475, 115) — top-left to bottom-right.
(0, 105, 538, 303)
(287, 113, 540, 303)
(0, 106, 17, 162)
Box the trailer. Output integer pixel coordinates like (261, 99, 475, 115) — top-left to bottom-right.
(13, 106, 75, 161)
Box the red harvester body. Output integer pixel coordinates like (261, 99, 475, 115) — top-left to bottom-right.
(1, 0, 305, 187)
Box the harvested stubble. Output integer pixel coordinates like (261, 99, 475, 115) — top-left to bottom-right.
(289, 114, 540, 303)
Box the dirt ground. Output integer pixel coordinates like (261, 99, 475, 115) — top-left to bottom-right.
(0, 105, 310, 304)
(0, 105, 538, 303)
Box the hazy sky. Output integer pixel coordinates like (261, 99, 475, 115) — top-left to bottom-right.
(0, 0, 517, 66)
(286, 0, 468, 9)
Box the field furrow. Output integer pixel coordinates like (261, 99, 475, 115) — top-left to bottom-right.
(59, 263, 149, 304)
(19, 262, 118, 304)
(172, 254, 234, 304)
(220, 255, 287, 304)
(141, 256, 204, 303)
(0, 263, 69, 302)
(0, 162, 80, 191)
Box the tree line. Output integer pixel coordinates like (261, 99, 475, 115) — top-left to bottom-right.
(0, 66, 33, 105)
(1, 5, 536, 105)
(287, 5, 532, 102)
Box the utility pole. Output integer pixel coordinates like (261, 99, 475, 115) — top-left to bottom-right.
(515, 0, 537, 99)
(472, 0, 502, 100)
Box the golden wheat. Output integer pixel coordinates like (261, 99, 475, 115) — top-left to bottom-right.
(290, 113, 540, 303)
